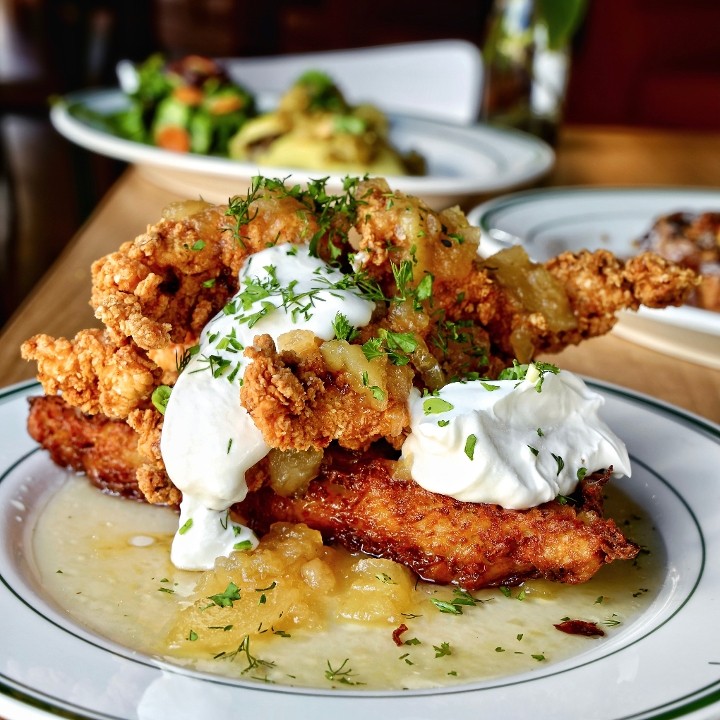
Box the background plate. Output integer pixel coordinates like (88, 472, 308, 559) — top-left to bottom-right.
(50, 88, 554, 210)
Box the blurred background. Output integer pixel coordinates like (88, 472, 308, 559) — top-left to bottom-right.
(2, 0, 720, 326)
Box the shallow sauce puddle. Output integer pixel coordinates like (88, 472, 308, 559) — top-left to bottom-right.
(32, 474, 661, 690)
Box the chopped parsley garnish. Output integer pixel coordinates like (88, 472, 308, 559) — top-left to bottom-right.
(422, 397, 454, 415)
(361, 337, 384, 361)
(361, 328, 418, 366)
(498, 360, 560, 392)
(226, 175, 370, 258)
(430, 588, 483, 615)
(431, 599, 463, 615)
(602, 614, 622, 627)
(324, 658, 365, 686)
(361, 370, 386, 402)
(207, 582, 242, 608)
(223, 259, 380, 335)
(464, 434, 477, 460)
(176, 344, 199, 373)
(499, 585, 526, 600)
(151, 385, 172, 414)
(214, 635, 276, 675)
(178, 518, 193, 535)
(450, 589, 483, 607)
(387, 259, 434, 309)
(433, 642, 452, 658)
(332, 311, 358, 341)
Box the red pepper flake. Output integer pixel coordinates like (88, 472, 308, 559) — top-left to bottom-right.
(392, 623, 409, 646)
(554, 619, 605, 637)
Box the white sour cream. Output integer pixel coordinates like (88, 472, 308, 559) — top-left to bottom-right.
(161, 244, 375, 570)
(401, 365, 631, 509)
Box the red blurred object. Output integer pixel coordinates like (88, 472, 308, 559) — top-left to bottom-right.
(565, 0, 720, 130)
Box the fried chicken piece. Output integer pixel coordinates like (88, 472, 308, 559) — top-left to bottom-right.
(540, 250, 698, 353)
(122, 407, 182, 504)
(349, 178, 481, 290)
(21, 329, 162, 419)
(348, 180, 697, 364)
(237, 449, 638, 589)
(27, 395, 147, 500)
(431, 246, 698, 362)
(33, 179, 696, 426)
(27, 393, 637, 589)
(91, 190, 322, 352)
(241, 333, 410, 451)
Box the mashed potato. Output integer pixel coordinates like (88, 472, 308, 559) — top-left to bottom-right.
(229, 70, 426, 175)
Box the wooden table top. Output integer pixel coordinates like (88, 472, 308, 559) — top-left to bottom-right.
(0, 124, 718, 423)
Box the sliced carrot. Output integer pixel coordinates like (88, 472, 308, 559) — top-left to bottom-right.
(155, 126, 191, 152)
(208, 96, 244, 115)
(173, 85, 204, 106)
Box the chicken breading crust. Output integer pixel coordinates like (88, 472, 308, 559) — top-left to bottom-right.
(238, 451, 639, 589)
(27, 395, 148, 501)
(241, 334, 410, 452)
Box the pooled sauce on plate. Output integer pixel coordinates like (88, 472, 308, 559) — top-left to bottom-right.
(33, 475, 660, 690)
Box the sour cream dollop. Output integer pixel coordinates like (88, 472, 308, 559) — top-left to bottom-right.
(401, 364, 631, 509)
(161, 244, 375, 570)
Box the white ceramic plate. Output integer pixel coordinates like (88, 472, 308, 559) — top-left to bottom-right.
(49, 89, 554, 210)
(467, 187, 720, 367)
(2, 380, 720, 720)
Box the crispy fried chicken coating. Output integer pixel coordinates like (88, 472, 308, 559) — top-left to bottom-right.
(432, 247, 698, 361)
(238, 451, 639, 589)
(26, 395, 147, 500)
(349, 179, 481, 290)
(345, 179, 698, 363)
(26, 394, 272, 507)
(241, 334, 410, 452)
(21, 329, 161, 419)
(91, 191, 321, 352)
